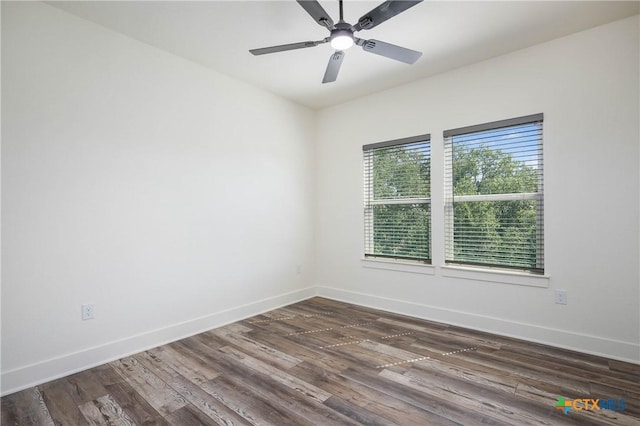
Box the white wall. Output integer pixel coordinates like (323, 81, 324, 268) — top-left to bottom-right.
(2, 2, 638, 398)
(1, 2, 316, 394)
(315, 16, 640, 363)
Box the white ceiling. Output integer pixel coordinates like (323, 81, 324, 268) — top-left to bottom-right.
(48, 1, 639, 109)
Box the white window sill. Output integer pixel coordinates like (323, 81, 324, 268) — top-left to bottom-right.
(441, 265, 549, 287)
(361, 258, 435, 275)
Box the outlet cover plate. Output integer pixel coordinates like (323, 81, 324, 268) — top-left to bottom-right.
(81, 304, 95, 320)
(554, 290, 568, 305)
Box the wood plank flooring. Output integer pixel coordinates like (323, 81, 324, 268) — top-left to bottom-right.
(2, 297, 639, 425)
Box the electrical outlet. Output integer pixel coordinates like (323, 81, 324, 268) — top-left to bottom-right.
(296, 264, 301, 275)
(81, 304, 95, 320)
(554, 290, 568, 305)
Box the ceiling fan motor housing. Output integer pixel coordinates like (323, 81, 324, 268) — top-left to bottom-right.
(331, 22, 354, 41)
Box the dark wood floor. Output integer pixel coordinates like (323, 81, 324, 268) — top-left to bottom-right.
(2, 297, 639, 425)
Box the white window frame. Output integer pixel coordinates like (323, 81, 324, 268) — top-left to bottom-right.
(444, 114, 544, 274)
(363, 134, 431, 264)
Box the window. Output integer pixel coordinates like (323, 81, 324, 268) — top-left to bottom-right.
(363, 135, 431, 263)
(444, 114, 544, 273)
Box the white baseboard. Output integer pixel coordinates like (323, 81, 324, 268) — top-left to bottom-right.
(316, 286, 640, 365)
(4, 285, 638, 396)
(1, 287, 317, 396)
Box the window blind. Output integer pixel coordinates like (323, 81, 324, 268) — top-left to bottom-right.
(363, 135, 431, 262)
(444, 114, 544, 273)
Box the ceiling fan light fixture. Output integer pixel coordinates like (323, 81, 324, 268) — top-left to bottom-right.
(330, 30, 354, 50)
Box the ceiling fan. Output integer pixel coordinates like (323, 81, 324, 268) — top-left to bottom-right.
(250, 0, 423, 83)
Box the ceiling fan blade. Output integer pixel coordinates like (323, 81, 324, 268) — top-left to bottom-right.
(354, 0, 423, 32)
(250, 39, 327, 56)
(322, 51, 345, 83)
(296, 0, 334, 29)
(359, 38, 422, 64)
